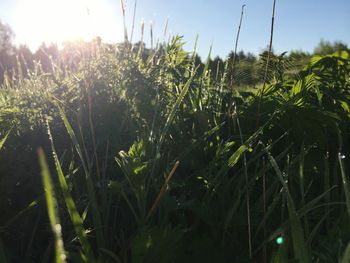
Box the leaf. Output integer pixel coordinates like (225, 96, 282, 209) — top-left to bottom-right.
(38, 148, 67, 263)
(57, 104, 104, 249)
(265, 148, 310, 263)
(341, 242, 350, 263)
(158, 69, 197, 149)
(0, 129, 11, 151)
(0, 238, 8, 263)
(228, 144, 249, 167)
(46, 121, 93, 260)
(338, 152, 350, 219)
(228, 121, 268, 167)
(131, 227, 183, 263)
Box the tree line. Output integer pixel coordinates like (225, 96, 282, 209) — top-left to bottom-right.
(0, 19, 349, 87)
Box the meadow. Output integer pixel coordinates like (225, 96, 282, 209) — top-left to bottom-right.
(0, 8, 350, 263)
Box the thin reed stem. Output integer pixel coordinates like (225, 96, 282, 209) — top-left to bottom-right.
(257, 0, 277, 125)
(130, 0, 137, 43)
(150, 21, 154, 50)
(236, 113, 252, 259)
(262, 157, 267, 263)
(147, 161, 180, 220)
(231, 4, 246, 87)
(120, 0, 128, 43)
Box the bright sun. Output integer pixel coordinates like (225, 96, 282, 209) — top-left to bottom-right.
(14, 0, 122, 49)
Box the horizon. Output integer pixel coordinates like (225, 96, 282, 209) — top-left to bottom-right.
(0, 0, 349, 58)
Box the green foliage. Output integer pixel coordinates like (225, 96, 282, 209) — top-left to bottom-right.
(0, 36, 349, 263)
(38, 148, 67, 263)
(314, 39, 349, 56)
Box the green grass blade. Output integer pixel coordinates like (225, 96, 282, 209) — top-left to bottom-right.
(228, 122, 267, 167)
(38, 148, 67, 263)
(100, 248, 123, 263)
(2, 200, 38, 230)
(265, 148, 310, 263)
(0, 129, 11, 151)
(342, 242, 350, 263)
(228, 144, 249, 167)
(299, 141, 305, 201)
(202, 44, 212, 78)
(338, 152, 350, 219)
(158, 69, 197, 149)
(57, 106, 87, 174)
(0, 238, 8, 263)
(46, 122, 93, 259)
(57, 105, 104, 249)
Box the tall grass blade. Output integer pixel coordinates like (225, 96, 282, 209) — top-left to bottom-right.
(57, 105, 104, 249)
(38, 148, 67, 263)
(130, 0, 137, 43)
(0, 129, 11, 150)
(257, 0, 277, 125)
(147, 161, 179, 220)
(231, 4, 246, 86)
(338, 152, 350, 219)
(0, 238, 8, 263)
(228, 144, 249, 167)
(120, 0, 128, 43)
(237, 115, 252, 258)
(228, 120, 268, 167)
(341, 242, 350, 263)
(158, 70, 197, 149)
(265, 148, 310, 262)
(46, 122, 93, 259)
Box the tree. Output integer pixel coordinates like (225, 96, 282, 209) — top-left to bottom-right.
(34, 42, 59, 72)
(0, 20, 14, 54)
(226, 50, 258, 87)
(16, 45, 34, 77)
(314, 39, 349, 55)
(0, 20, 15, 84)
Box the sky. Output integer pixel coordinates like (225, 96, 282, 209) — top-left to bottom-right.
(0, 0, 349, 59)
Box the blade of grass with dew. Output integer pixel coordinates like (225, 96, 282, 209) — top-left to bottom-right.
(46, 121, 93, 260)
(38, 148, 67, 263)
(57, 105, 104, 249)
(265, 147, 310, 263)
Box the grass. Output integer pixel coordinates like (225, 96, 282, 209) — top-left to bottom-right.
(0, 8, 349, 262)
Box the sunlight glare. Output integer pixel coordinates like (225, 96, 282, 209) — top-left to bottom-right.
(14, 0, 122, 49)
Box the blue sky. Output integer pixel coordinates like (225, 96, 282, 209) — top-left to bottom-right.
(0, 0, 349, 59)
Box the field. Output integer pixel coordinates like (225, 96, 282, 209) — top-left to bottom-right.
(0, 10, 350, 263)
